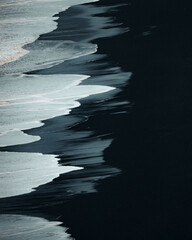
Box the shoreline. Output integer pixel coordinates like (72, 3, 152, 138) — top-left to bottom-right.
(0, 1, 129, 208)
(44, 1, 192, 239)
(1, 0, 192, 240)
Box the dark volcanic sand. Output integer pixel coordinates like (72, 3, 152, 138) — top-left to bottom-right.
(2, 0, 192, 239)
(54, 1, 192, 239)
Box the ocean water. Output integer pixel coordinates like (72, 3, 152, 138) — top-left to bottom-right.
(0, 74, 113, 147)
(0, 0, 98, 67)
(0, 0, 114, 198)
(0, 152, 83, 198)
(0, 215, 73, 240)
(0, 0, 128, 238)
(0, 73, 114, 198)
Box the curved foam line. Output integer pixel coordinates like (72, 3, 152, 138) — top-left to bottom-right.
(0, 75, 89, 103)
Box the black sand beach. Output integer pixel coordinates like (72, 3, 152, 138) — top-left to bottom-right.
(1, 0, 192, 239)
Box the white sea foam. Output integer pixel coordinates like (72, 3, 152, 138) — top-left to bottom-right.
(0, 130, 40, 147)
(0, 151, 83, 198)
(0, 74, 114, 147)
(0, 214, 73, 240)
